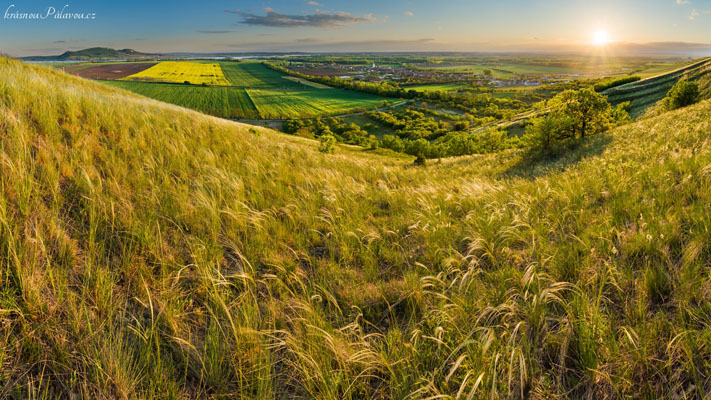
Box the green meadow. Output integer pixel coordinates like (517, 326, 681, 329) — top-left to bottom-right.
(247, 88, 386, 119)
(105, 80, 259, 118)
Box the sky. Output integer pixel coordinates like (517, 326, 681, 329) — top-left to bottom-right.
(1, 0, 711, 56)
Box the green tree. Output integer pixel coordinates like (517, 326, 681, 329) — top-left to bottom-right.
(523, 88, 630, 154)
(318, 135, 337, 153)
(523, 115, 563, 152)
(550, 87, 611, 140)
(663, 80, 699, 110)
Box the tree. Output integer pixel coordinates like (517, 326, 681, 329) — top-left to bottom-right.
(318, 135, 336, 153)
(663, 80, 699, 110)
(550, 87, 611, 140)
(523, 115, 563, 152)
(522, 87, 630, 155)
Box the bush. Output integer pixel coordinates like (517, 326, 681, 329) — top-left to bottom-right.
(382, 135, 405, 152)
(663, 80, 699, 110)
(318, 135, 337, 153)
(414, 153, 426, 166)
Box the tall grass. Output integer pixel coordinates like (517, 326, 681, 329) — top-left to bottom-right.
(1, 55, 711, 398)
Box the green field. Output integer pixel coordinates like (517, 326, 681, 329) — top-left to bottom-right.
(220, 62, 308, 88)
(247, 88, 386, 119)
(108, 62, 388, 119)
(124, 61, 231, 86)
(403, 83, 469, 92)
(105, 80, 259, 118)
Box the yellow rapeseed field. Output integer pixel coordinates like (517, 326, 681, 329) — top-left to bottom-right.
(124, 61, 230, 86)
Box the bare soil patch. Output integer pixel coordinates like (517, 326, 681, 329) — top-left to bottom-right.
(65, 63, 158, 80)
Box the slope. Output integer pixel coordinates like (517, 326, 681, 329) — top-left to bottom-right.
(604, 57, 711, 117)
(2, 56, 711, 399)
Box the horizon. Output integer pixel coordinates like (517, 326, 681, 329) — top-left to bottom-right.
(2, 0, 711, 57)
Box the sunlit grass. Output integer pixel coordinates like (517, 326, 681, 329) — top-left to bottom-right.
(1, 56, 711, 398)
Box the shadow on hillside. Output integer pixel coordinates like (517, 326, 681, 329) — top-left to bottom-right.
(502, 133, 614, 180)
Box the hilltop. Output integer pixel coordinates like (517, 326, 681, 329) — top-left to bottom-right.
(2, 56, 711, 398)
(23, 47, 159, 61)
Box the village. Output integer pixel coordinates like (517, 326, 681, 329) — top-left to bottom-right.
(287, 61, 563, 87)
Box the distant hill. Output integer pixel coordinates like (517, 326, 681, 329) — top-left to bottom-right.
(23, 47, 159, 61)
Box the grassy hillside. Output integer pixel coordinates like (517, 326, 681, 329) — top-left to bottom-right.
(2, 56, 711, 399)
(604, 57, 711, 117)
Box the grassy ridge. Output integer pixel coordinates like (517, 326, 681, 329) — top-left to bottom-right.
(3, 57, 711, 398)
(604, 57, 711, 116)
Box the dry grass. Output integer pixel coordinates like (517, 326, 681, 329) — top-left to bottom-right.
(1, 56, 711, 399)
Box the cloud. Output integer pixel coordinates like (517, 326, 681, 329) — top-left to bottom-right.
(307, 1, 321, 5)
(404, 11, 414, 17)
(197, 30, 235, 34)
(53, 40, 66, 44)
(690, 8, 700, 19)
(676, 0, 689, 4)
(227, 8, 378, 28)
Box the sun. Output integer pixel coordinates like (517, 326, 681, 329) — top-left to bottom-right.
(593, 30, 610, 46)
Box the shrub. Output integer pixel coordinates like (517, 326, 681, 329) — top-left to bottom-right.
(414, 153, 426, 166)
(382, 134, 405, 152)
(318, 135, 337, 153)
(663, 80, 699, 110)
